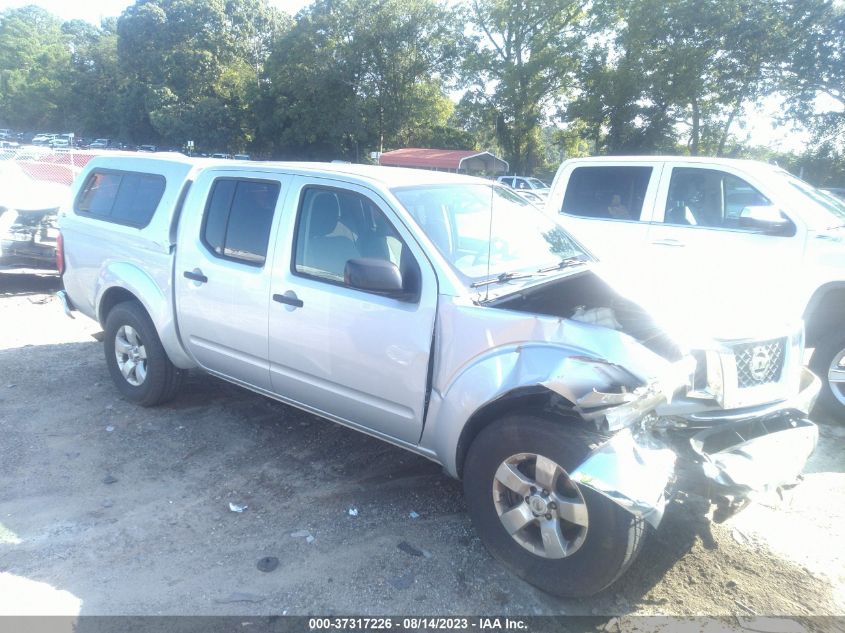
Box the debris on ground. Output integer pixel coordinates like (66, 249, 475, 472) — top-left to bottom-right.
(409, 511, 420, 519)
(102, 475, 118, 485)
(397, 541, 424, 557)
(348, 506, 359, 517)
(387, 570, 415, 590)
(105, 425, 115, 432)
(228, 502, 247, 513)
(290, 529, 315, 543)
(256, 556, 279, 572)
(213, 592, 266, 604)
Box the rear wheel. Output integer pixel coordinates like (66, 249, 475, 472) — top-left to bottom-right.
(104, 301, 184, 406)
(810, 329, 845, 418)
(463, 415, 646, 597)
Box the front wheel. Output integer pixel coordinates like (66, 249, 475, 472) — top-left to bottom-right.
(463, 415, 646, 597)
(810, 329, 845, 418)
(104, 301, 184, 406)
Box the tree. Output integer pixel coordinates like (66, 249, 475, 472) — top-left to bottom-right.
(465, 0, 591, 174)
(116, 0, 288, 148)
(0, 6, 71, 130)
(566, 0, 795, 156)
(62, 18, 122, 136)
(259, 0, 463, 160)
(782, 0, 845, 147)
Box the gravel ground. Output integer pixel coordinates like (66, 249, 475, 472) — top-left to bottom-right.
(1, 271, 843, 623)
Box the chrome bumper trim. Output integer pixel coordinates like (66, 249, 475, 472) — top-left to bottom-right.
(682, 368, 820, 423)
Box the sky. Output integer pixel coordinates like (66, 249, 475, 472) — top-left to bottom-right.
(0, 0, 819, 152)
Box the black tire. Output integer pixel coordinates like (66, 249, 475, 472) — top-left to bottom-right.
(103, 301, 184, 406)
(463, 415, 646, 597)
(810, 329, 845, 419)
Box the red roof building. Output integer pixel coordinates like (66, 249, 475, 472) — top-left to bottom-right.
(378, 148, 508, 174)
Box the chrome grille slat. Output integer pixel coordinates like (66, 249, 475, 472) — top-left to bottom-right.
(733, 338, 786, 388)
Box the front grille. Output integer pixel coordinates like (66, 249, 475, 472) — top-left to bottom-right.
(733, 338, 786, 388)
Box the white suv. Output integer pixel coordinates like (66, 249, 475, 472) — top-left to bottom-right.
(548, 156, 845, 416)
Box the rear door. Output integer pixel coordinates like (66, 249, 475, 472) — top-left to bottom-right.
(175, 169, 290, 390)
(552, 162, 662, 266)
(266, 176, 438, 444)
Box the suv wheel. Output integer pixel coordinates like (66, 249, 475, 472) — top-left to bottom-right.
(104, 301, 184, 406)
(810, 329, 845, 417)
(463, 415, 646, 597)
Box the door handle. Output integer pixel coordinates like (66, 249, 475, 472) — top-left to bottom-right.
(183, 269, 208, 283)
(273, 292, 304, 308)
(651, 238, 685, 247)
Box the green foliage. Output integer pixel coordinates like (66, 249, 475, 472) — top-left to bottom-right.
(0, 0, 842, 185)
(0, 6, 71, 130)
(463, 0, 591, 175)
(258, 0, 464, 160)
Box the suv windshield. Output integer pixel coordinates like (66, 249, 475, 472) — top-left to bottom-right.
(526, 178, 548, 189)
(392, 183, 588, 282)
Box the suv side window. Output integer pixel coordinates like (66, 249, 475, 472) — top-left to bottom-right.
(293, 187, 420, 298)
(202, 178, 280, 266)
(562, 166, 652, 220)
(75, 170, 165, 227)
(664, 168, 772, 229)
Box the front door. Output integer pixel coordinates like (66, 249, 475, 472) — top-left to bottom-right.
(267, 178, 438, 444)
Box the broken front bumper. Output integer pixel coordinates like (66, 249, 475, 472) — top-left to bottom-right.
(569, 369, 821, 528)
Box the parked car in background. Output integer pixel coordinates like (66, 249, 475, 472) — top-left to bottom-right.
(138, 144, 158, 152)
(32, 133, 57, 146)
(233, 154, 251, 161)
(498, 175, 551, 198)
(58, 155, 819, 597)
(89, 138, 112, 149)
(548, 156, 845, 416)
(210, 152, 232, 159)
(0, 161, 68, 269)
(823, 187, 845, 201)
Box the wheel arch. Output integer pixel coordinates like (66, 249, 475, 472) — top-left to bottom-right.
(453, 385, 581, 479)
(804, 282, 845, 347)
(95, 262, 195, 369)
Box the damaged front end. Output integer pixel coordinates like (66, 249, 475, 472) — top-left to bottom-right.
(477, 268, 820, 529)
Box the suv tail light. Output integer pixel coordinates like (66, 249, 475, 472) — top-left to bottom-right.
(56, 231, 65, 274)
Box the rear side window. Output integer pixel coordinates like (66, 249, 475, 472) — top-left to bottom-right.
(202, 178, 280, 265)
(562, 166, 653, 221)
(75, 170, 165, 227)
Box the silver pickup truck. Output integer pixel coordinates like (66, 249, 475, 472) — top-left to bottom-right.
(57, 154, 819, 597)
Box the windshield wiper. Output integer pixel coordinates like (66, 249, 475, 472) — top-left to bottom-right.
(470, 271, 537, 288)
(536, 257, 587, 273)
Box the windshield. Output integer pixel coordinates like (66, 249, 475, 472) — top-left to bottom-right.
(527, 178, 549, 189)
(775, 171, 845, 229)
(392, 183, 589, 281)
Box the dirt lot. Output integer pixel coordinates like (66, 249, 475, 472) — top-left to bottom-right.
(1, 271, 844, 621)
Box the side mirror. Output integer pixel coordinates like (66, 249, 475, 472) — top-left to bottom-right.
(739, 206, 794, 236)
(344, 258, 404, 295)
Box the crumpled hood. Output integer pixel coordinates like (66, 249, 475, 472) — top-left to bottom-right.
(590, 263, 802, 346)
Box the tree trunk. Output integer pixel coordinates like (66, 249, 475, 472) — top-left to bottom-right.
(690, 97, 700, 156)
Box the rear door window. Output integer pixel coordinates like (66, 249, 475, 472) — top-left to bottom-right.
(562, 166, 653, 220)
(75, 170, 165, 226)
(201, 178, 280, 266)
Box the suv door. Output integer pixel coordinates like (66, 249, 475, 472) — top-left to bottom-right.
(175, 170, 289, 390)
(267, 177, 438, 444)
(553, 162, 662, 264)
(646, 164, 805, 300)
